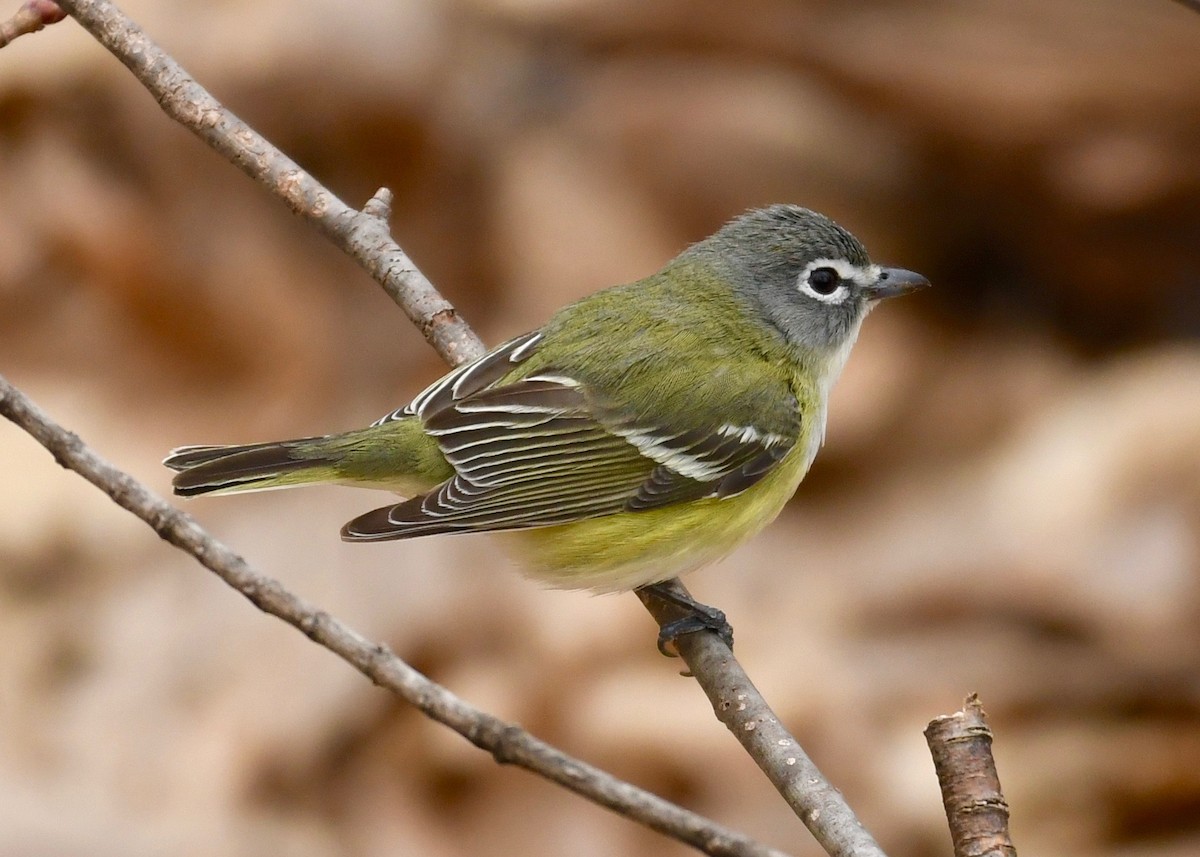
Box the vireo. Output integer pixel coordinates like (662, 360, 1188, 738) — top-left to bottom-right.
(166, 205, 928, 595)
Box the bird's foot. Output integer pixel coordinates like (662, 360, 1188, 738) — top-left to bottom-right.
(637, 582, 734, 657)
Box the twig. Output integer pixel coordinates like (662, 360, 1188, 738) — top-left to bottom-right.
(0, 374, 789, 857)
(924, 695, 1017, 857)
(39, 1, 890, 854)
(0, 0, 65, 48)
(641, 583, 886, 857)
(50, 0, 482, 368)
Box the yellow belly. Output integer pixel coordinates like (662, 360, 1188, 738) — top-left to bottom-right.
(506, 442, 812, 593)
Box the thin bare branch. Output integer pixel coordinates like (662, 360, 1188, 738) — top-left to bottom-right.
(0, 374, 790, 857)
(641, 583, 887, 857)
(925, 695, 1017, 857)
(50, 0, 482, 367)
(0, 0, 65, 48)
(37, 2, 891, 855)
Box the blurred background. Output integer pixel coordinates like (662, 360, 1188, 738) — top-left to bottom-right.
(2, 0, 1199, 855)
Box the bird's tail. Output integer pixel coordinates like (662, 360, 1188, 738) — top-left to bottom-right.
(165, 419, 448, 498)
(164, 437, 340, 497)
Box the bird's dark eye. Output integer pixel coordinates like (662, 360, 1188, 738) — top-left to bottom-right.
(808, 267, 841, 295)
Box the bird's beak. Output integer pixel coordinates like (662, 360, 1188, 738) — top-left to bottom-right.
(865, 267, 931, 301)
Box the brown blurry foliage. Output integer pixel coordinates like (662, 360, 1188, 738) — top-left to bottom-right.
(1, 1, 1198, 856)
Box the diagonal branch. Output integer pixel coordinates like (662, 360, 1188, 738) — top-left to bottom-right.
(642, 583, 886, 857)
(0, 374, 789, 857)
(33, 1, 889, 855)
(40, 0, 483, 368)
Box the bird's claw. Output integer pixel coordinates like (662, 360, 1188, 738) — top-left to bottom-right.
(656, 606, 734, 657)
(638, 582, 734, 658)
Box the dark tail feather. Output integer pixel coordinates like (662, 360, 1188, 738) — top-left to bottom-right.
(164, 438, 334, 497)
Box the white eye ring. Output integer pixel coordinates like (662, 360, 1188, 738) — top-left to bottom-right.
(798, 258, 857, 304)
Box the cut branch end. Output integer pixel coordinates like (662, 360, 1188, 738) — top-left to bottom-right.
(925, 695, 1018, 857)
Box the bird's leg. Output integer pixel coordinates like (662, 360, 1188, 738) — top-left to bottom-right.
(637, 581, 734, 656)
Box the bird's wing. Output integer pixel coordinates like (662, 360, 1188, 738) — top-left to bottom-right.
(370, 330, 547, 426)
(342, 333, 800, 540)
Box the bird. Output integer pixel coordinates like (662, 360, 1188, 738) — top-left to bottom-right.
(165, 205, 928, 642)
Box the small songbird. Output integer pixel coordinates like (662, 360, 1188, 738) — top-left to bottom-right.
(165, 205, 928, 604)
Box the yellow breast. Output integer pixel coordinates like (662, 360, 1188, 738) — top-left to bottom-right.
(506, 435, 816, 593)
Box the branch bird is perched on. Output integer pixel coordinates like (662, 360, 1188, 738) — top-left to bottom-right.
(166, 205, 928, 642)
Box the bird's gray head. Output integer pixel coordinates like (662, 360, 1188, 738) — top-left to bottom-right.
(689, 204, 928, 360)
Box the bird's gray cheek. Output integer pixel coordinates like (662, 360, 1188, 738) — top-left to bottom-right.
(825, 305, 858, 345)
